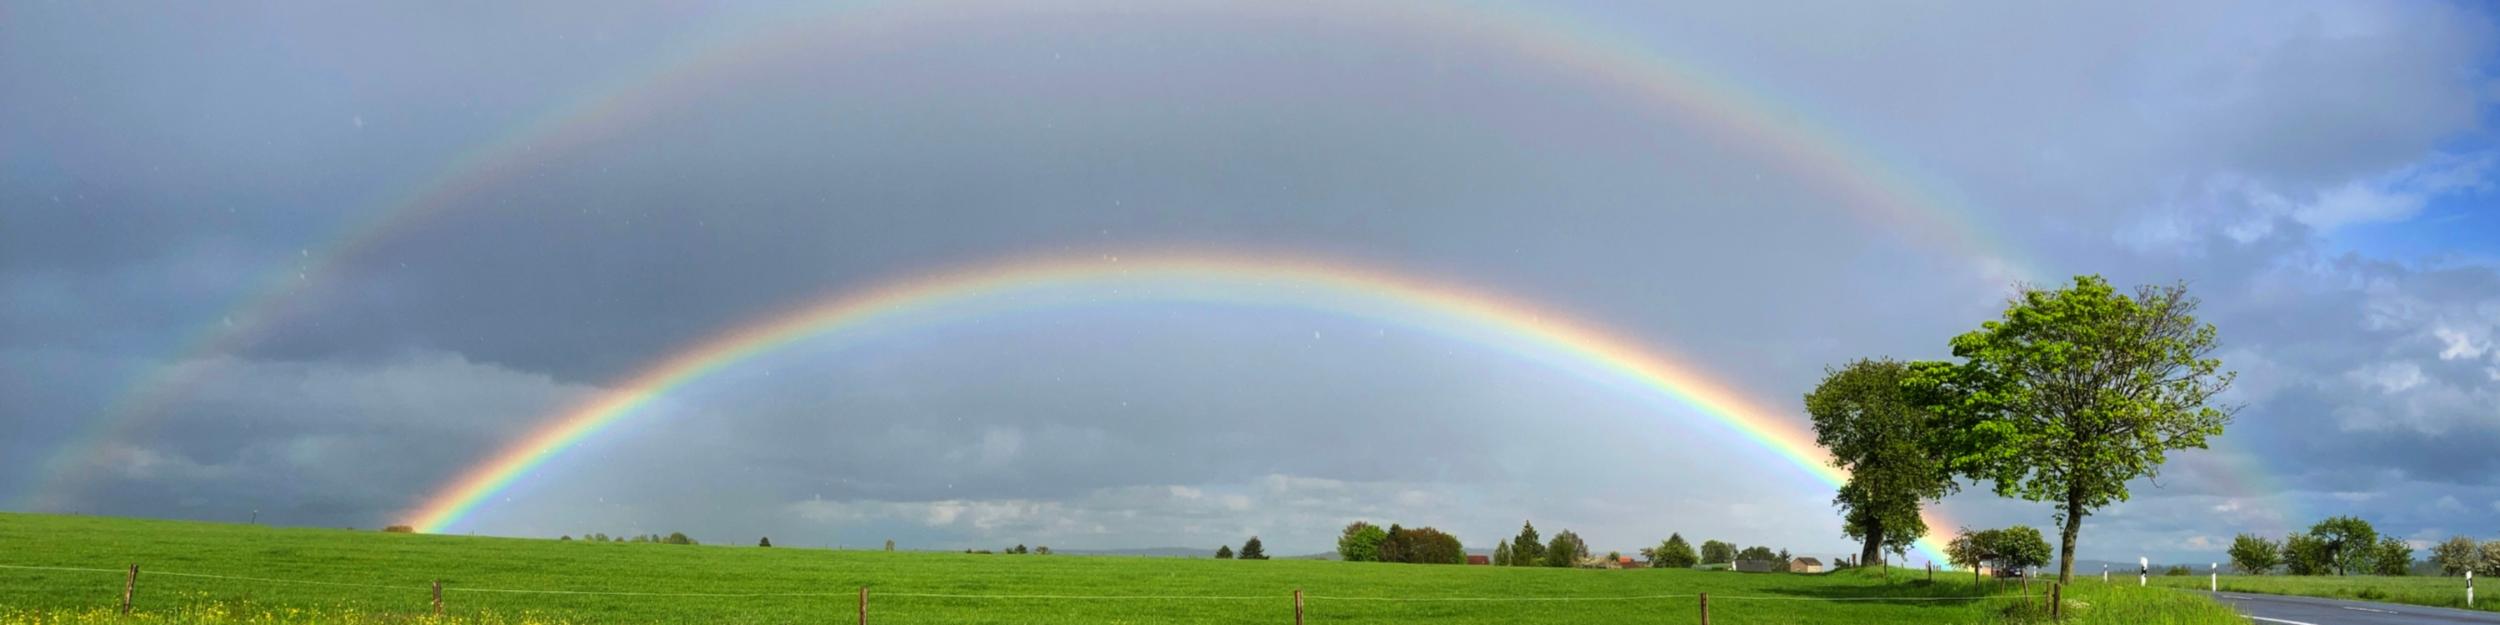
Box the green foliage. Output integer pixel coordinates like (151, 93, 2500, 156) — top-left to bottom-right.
(1009, 544, 1029, 555)
(382, 525, 413, 533)
(2370, 537, 2411, 576)
(1928, 276, 2236, 582)
(1806, 359, 1956, 565)
(1542, 530, 1587, 568)
(2227, 533, 2280, 574)
(2163, 565, 2191, 576)
(1954, 526, 2049, 574)
(2431, 536, 2480, 576)
(1700, 540, 1736, 565)
(1237, 536, 1267, 560)
(2281, 533, 2330, 576)
(1652, 534, 1699, 568)
(2481, 540, 2500, 576)
(1492, 540, 1511, 567)
(1337, 521, 1387, 563)
(884, 539, 894, 552)
(1035, 546, 1052, 555)
(1736, 545, 1779, 562)
(1508, 521, 1545, 567)
(2307, 516, 2376, 576)
(757, 537, 771, 548)
(1214, 545, 1233, 559)
(1375, 525, 1464, 564)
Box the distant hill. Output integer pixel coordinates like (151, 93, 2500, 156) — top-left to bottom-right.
(1051, 547, 1215, 558)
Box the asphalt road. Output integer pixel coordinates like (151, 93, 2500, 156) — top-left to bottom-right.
(2210, 591, 2499, 625)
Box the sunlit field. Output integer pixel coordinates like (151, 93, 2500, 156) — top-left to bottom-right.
(0, 513, 2237, 625)
(2148, 573, 2492, 614)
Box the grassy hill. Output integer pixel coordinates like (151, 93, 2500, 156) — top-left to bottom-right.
(0, 513, 2238, 624)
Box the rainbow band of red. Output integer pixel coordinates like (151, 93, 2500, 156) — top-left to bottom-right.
(403, 253, 1959, 565)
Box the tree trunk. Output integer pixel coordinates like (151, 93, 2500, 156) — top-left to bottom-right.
(1859, 524, 1883, 572)
(2057, 490, 2084, 584)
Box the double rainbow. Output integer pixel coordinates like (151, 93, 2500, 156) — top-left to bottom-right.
(403, 253, 1961, 565)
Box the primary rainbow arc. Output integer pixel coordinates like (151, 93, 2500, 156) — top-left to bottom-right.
(404, 253, 1962, 565)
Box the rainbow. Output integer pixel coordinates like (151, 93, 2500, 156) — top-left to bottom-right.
(26, 1, 2029, 517)
(404, 253, 1962, 565)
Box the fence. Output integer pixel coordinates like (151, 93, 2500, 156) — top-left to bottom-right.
(1, 562, 2047, 623)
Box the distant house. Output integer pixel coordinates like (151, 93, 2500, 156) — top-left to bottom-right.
(1733, 559, 1779, 573)
(1790, 557, 1824, 574)
(1466, 555, 1490, 565)
(1619, 556, 1641, 568)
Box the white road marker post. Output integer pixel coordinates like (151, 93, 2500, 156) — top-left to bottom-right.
(2138, 557, 2148, 588)
(2102, 564, 2108, 583)
(2209, 563, 2217, 593)
(2468, 570, 2474, 608)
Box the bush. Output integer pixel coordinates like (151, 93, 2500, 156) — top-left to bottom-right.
(758, 537, 771, 548)
(382, 525, 414, 533)
(2163, 565, 2191, 576)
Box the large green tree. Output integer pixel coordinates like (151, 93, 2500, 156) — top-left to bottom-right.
(1653, 534, 1699, 568)
(1338, 521, 1387, 562)
(1509, 521, 1545, 567)
(1544, 530, 1588, 568)
(2281, 533, 2329, 575)
(1238, 536, 1268, 560)
(2371, 537, 2412, 576)
(1929, 276, 2237, 583)
(1700, 540, 1737, 565)
(1492, 540, 1512, 567)
(1807, 358, 1960, 568)
(2307, 516, 2375, 576)
(1973, 526, 2052, 574)
(2227, 533, 2280, 574)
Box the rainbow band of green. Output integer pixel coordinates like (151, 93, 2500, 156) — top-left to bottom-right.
(33, 0, 2029, 515)
(404, 253, 1961, 565)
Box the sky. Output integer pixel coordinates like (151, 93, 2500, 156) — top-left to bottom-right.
(4, 0, 2498, 565)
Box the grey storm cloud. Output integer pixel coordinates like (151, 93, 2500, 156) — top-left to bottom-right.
(5, 0, 2498, 562)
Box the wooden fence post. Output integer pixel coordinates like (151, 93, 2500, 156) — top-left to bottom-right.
(432, 579, 443, 615)
(1697, 592, 1709, 625)
(1293, 589, 1303, 625)
(858, 586, 869, 625)
(121, 563, 137, 614)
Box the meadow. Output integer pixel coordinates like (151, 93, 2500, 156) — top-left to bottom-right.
(0, 513, 2240, 624)
(2149, 571, 2490, 613)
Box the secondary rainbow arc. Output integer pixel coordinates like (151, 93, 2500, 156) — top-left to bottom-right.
(404, 253, 1962, 565)
(31, 0, 2033, 524)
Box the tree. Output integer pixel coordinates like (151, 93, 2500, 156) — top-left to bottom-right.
(663, 531, 696, 545)
(1389, 527, 1466, 565)
(1931, 276, 2237, 583)
(1036, 545, 1052, 555)
(1736, 545, 1779, 563)
(2480, 540, 2500, 576)
(1510, 521, 1545, 566)
(2371, 537, 2411, 576)
(1009, 544, 1029, 554)
(2227, 533, 2280, 574)
(1654, 534, 1698, 568)
(2431, 536, 2480, 576)
(1700, 540, 1736, 565)
(2163, 565, 2191, 576)
(1493, 540, 1512, 566)
(1338, 521, 1388, 563)
(1945, 529, 1986, 582)
(2308, 516, 2377, 576)
(1808, 359, 1960, 567)
(1215, 545, 1234, 559)
(1239, 536, 1268, 560)
(884, 539, 895, 552)
(2281, 533, 2330, 576)
(758, 537, 772, 548)
(1971, 526, 2051, 574)
(383, 525, 414, 533)
(1544, 530, 1588, 568)
(559, 535, 572, 541)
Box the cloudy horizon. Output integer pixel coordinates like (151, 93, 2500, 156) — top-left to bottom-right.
(6, 0, 2498, 564)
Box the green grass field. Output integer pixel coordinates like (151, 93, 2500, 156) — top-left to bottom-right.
(2149, 572, 2490, 613)
(0, 513, 2240, 624)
